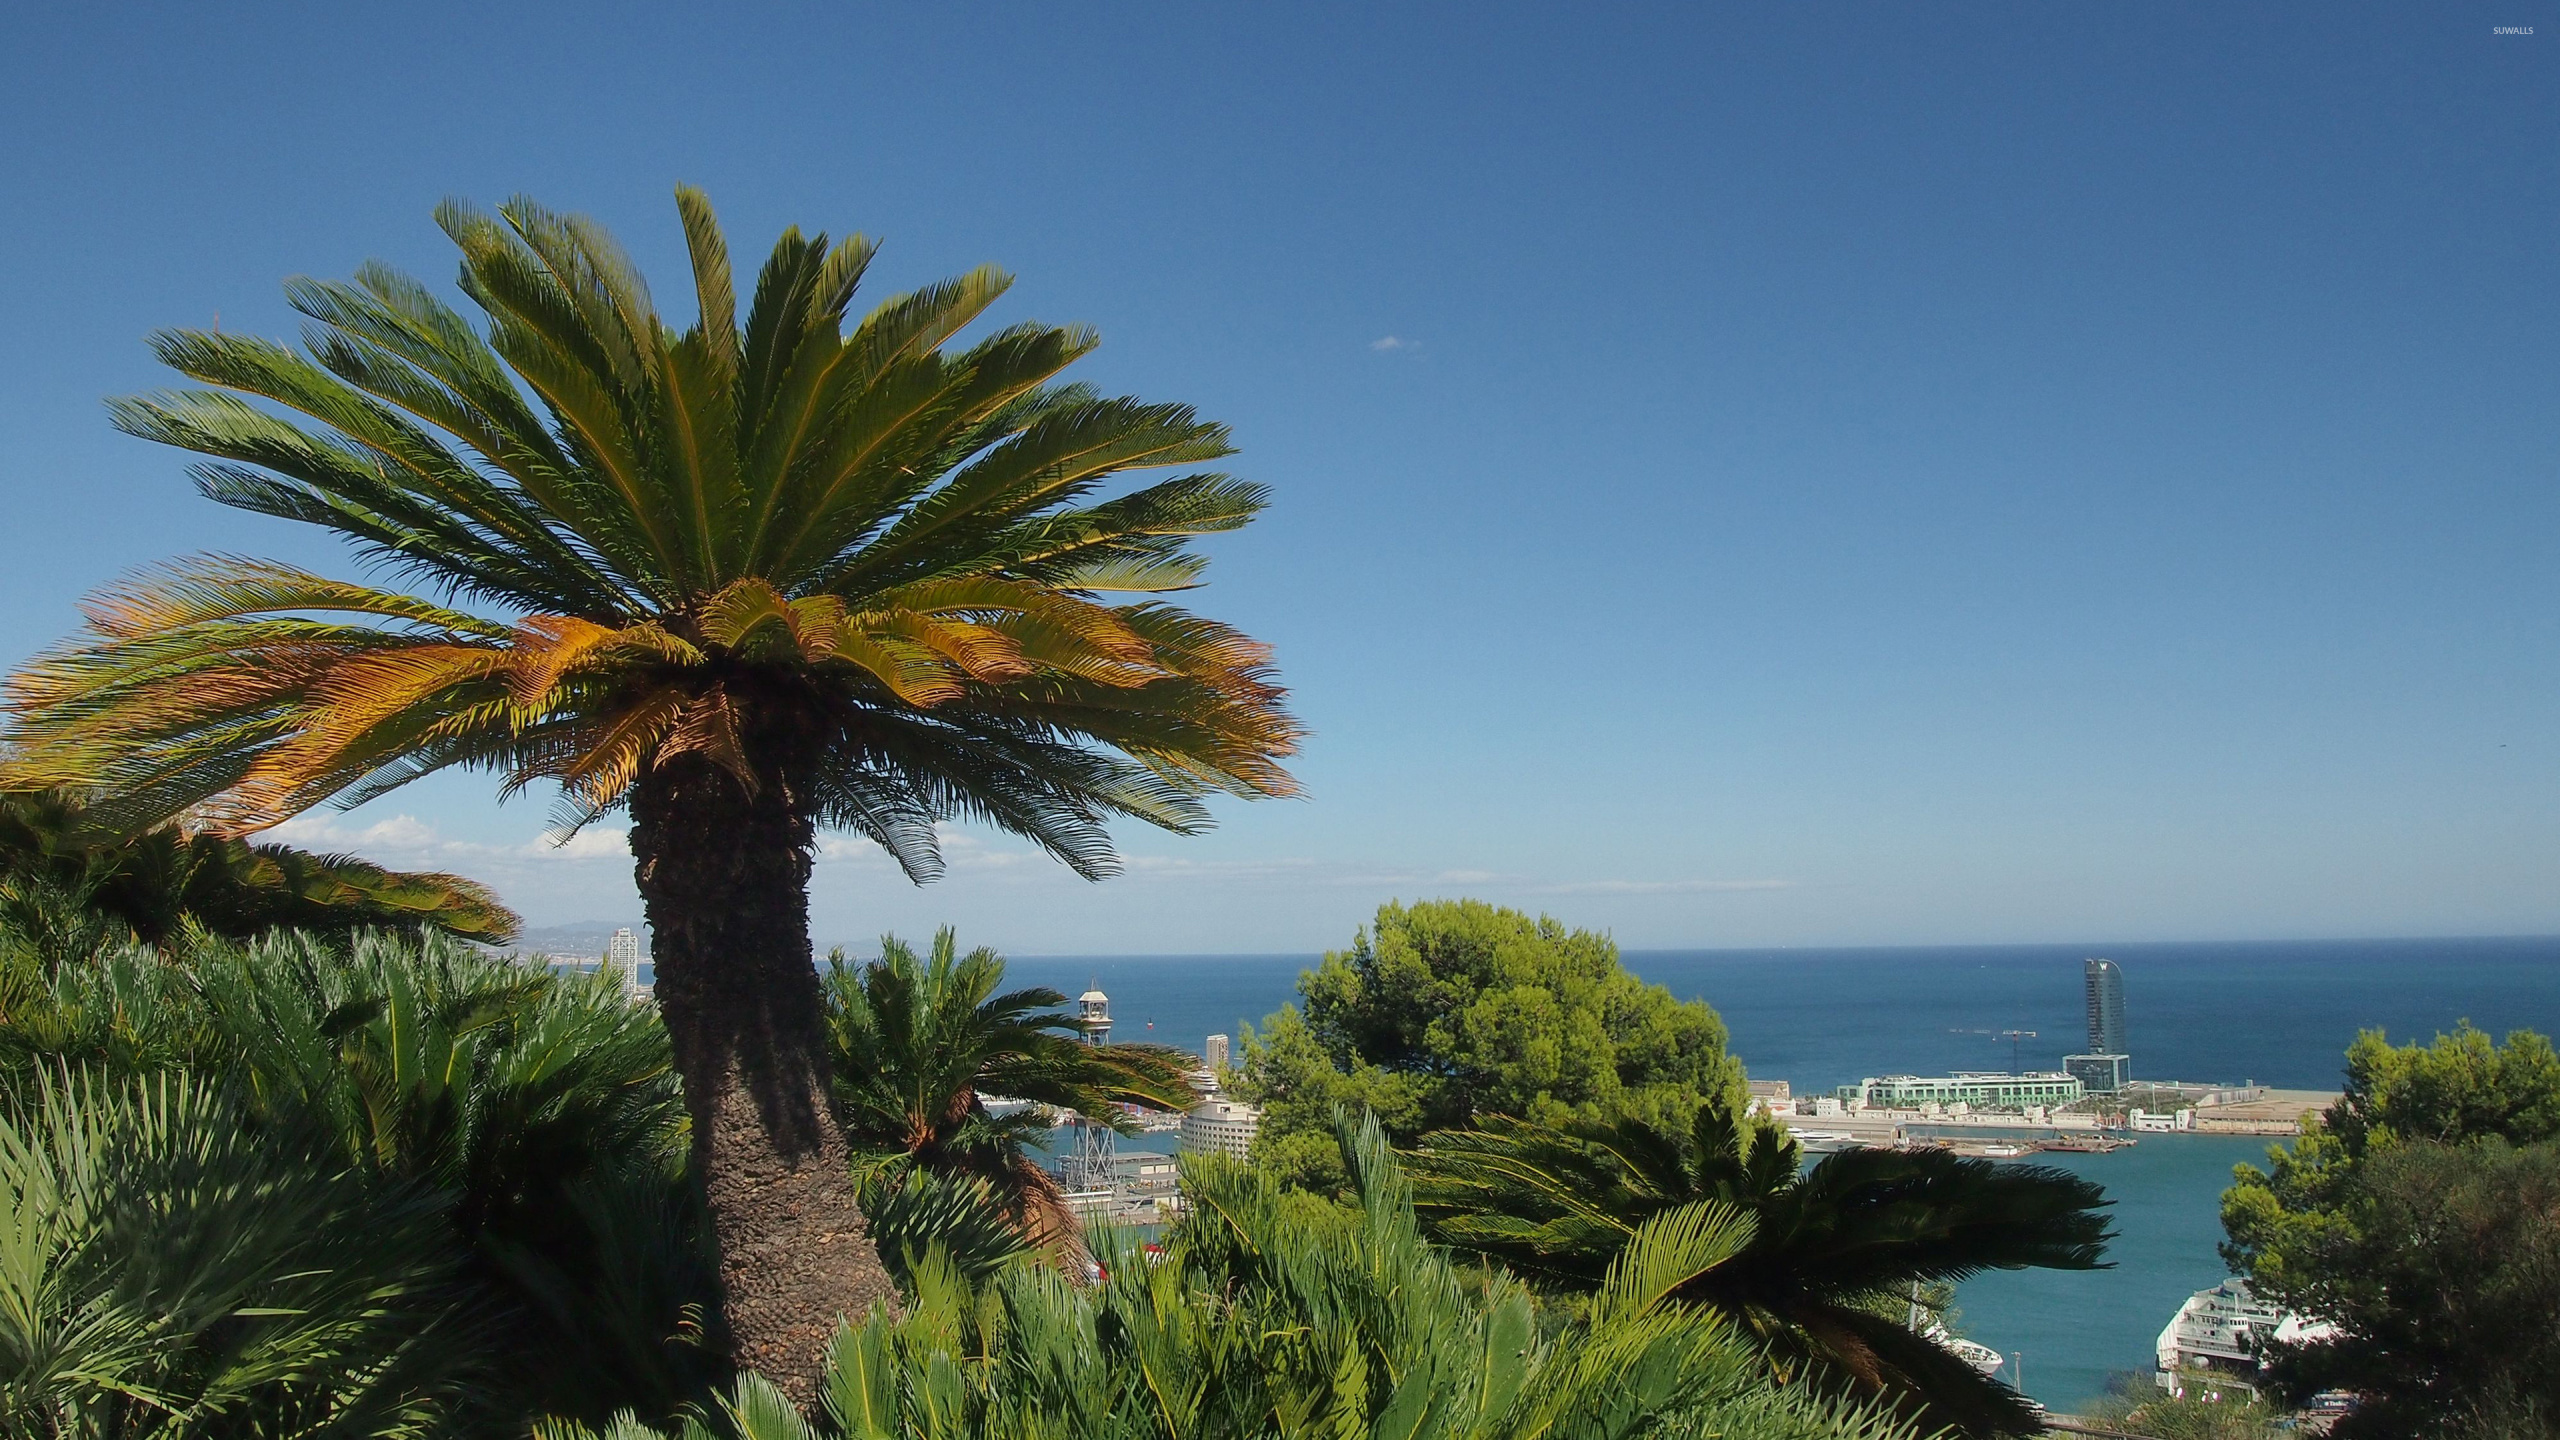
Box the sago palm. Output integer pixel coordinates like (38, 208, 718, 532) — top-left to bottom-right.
(1, 189, 1299, 1393)
(0, 788, 517, 946)
(0, 931, 719, 1431)
(822, 928, 1197, 1252)
(545, 1111, 1929, 1440)
(1410, 1103, 2113, 1438)
(0, 1069, 467, 1439)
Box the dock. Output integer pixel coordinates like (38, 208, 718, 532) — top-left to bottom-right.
(2187, 1089, 2335, 1136)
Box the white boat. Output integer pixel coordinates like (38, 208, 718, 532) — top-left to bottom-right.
(1938, 1331, 2006, 1375)
(2154, 1277, 2334, 1395)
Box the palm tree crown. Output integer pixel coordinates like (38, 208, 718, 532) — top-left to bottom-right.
(824, 928, 1197, 1246)
(1410, 1102, 2113, 1438)
(3, 188, 1297, 862)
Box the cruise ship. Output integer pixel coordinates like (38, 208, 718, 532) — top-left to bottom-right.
(2154, 1277, 2333, 1396)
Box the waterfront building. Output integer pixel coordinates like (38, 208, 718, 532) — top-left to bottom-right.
(1204, 1032, 1231, 1073)
(2064, 1052, 2131, 1094)
(2085, 958, 2126, 1056)
(1076, 984, 1110, 1045)
(1837, 1071, 2085, 1111)
(1747, 1079, 1794, 1117)
(1180, 1098, 1262, 1159)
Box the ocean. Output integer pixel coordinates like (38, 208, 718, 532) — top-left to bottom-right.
(990, 936, 2560, 1411)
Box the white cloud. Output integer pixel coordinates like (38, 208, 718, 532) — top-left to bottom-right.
(265, 812, 632, 869)
(1369, 335, 1414, 352)
(549, 827, 634, 861)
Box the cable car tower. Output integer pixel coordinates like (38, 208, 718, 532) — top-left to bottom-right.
(1061, 981, 1117, 1192)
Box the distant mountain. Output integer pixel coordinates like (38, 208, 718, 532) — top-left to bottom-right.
(509, 921, 647, 958)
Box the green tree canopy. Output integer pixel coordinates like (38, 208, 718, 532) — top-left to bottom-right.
(2223, 1024, 2560, 1294)
(2263, 1139, 2560, 1438)
(1232, 900, 1747, 1191)
(2221, 1024, 2560, 1437)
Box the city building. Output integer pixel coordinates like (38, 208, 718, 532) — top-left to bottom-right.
(1180, 1098, 1261, 1159)
(2084, 958, 2126, 1055)
(1204, 1033, 1230, 1073)
(604, 927, 646, 999)
(2065, 957, 2131, 1093)
(2065, 1053, 2131, 1094)
(1837, 1072, 2085, 1112)
(1746, 1079, 1794, 1117)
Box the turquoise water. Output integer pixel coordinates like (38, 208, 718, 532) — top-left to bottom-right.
(920, 938, 2559, 1410)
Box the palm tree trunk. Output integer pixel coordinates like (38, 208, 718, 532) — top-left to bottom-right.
(629, 754, 894, 1402)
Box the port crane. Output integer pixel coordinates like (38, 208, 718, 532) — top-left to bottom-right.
(1999, 1029, 2038, 1071)
(1947, 1026, 2040, 1071)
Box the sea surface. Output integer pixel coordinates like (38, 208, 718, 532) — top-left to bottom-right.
(991, 936, 2560, 1411)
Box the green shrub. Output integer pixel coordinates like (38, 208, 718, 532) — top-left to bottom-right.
(546, 1113, 1925, 1440)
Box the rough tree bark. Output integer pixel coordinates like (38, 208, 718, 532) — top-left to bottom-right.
(628, 751, 896, 1403)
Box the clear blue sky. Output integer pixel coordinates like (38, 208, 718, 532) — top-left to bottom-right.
(2, 4, 2552, 953)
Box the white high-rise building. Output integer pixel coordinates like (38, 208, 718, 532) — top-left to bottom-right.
(1204, 1033, 1231, 1072)
(606, 928, 645, 999)
(1180, 1099, 1261, 1160)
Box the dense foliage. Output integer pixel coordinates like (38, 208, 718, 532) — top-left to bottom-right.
(0, 789, 516, 946)
(2248, 1139, 2560, 1437)
(2221, 1025, 2560, 1437)
(1409, 1101, 2110, 1438)
(1232, 901, 1746, 1191)
(822, 928, 1196, 1257)
(548, 1114, 1928, 1440)
(0, 1070, 463, 1438)
(0, 896, 1977, 1440)
(0, 921, 717, 1435)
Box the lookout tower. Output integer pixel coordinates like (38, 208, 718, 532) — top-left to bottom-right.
(1076, 983, 1111, 1046)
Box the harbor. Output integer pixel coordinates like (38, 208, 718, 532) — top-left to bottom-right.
(1765, 1083, 2334, 1159)
(1753, 959, 2337, 1160)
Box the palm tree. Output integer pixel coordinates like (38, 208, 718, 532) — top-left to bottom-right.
(1, 190, 1299, 1393)
(1409, 1103, 2113, 1439)
(821, 928, 1198, 1252)
(0, 788, 517, 946)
